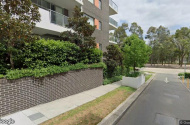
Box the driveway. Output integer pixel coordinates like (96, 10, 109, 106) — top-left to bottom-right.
(116, 68, 190, 125)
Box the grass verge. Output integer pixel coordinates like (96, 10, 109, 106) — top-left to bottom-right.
(41, 86, 136, 125)
(145, 74, 153, 82)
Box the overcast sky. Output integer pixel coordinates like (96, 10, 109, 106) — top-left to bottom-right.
(112, 0, 190, 36)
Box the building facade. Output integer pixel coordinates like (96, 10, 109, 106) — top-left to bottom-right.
(31, 0, 118, 51)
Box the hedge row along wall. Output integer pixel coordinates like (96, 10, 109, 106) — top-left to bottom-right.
(0, 68, 103, 117)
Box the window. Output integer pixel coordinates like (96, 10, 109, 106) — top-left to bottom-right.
(41, 0, 50, 9)
(99, 0, 102, 9)
(84, 14, 94, 26)
(99, 21, 102, 30)
(31, 0, 50, 9)
(99, 44, 102, 50)
(88, 0, 94, 4)
(63, 9, 69, 16)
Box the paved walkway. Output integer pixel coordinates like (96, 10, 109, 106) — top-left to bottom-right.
(2, 83, 121, 125)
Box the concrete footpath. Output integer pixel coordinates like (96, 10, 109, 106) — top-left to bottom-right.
(1, 83, 121, 125)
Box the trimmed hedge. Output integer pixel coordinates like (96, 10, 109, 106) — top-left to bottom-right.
(185, 73, 190, 78)
(19, 39, 80, 69)
(14, 39, 103, 69)
(178, 72, 190, 78)
(5, 62, 105, 80)
(103, 76, 122, 85)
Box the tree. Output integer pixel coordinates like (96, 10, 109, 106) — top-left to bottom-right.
(109, 32, 115, 41)
(146, 25, 171, 65)
(114, 23, 128, 46)
(173, 27, 190, 67)
(129, 22, 144, 40)
(103, 45, 123, 78)
(123, 35, 152, 72)
(61, 6, 96, 49)
(0, 0, 40, 69)
(146, 26, 157, 65)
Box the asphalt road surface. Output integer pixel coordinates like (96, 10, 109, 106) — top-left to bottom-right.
(116, 68, 190, 125)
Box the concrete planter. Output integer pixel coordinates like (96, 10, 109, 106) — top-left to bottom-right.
(121, 74, 145, 89)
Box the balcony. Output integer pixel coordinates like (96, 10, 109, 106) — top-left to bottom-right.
(50, 10, 69, 27)
(33, 8, 70, 36)
(109, 17, 118, 30)
(109, 0, 118, 15)
(109, 35, 118, 44)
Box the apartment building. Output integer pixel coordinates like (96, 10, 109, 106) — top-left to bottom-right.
(31, 0, 118, 51)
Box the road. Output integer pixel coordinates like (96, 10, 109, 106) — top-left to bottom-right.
(116, 68, 190, 125)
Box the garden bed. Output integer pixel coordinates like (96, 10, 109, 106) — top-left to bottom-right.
(121, 74, 145, 89)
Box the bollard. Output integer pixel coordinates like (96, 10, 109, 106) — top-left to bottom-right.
(187, 78, 189, 89)
(182, 76, 184, 84)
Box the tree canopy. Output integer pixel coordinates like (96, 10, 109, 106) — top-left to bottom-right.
(123, 35, 152, 72)
(0, 0, 41, 69)
(61, 6, 96, 49)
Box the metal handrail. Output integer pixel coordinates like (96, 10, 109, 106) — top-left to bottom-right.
(109, 0, 118, 12)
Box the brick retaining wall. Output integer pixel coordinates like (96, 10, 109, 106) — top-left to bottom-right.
(0, 68, 103, 117)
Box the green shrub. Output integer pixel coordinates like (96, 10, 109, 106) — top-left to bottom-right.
(103, 45, 123, 78)
(185, 73, 190, 78)
(0, 43, 8, 74)
(178, 72, 190, 78)
(0, 74, 4, 79)
(178, 73, 184, 76)
(79, 48, 103, 64)
(88, 62, 106, 69)
(19, 39, 80, 69)
(103, 76, 122, 85)
(5, 62, 105, 80)
(126, 72, 141, 77)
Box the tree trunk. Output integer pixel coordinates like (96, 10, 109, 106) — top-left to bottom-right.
(151, 55, 153, 66)
(133, 62, 136, 73)
(9, 51, 15, 69)
(180, 56, 184, 67)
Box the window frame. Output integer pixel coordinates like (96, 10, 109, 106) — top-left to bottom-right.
(99, 43, 102, 50)
(99, 21, 102, 30)
(99, 0, 102, 9)
(84, 14, 95, 26)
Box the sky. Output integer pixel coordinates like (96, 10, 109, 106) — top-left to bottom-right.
(111, 0, 190, 36)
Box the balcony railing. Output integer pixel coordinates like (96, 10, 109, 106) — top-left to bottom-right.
(109, 17, 118, 28)
(109, 35, 118, 44)
(50, 10, 69, 27)
(109, 0, 118, 12)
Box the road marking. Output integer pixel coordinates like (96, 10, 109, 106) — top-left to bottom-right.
(164, 77, 169, 83)
(164, 93, 179, 99)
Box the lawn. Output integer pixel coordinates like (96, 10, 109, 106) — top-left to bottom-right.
(41, 86, 136, 125)
(145, 74, 153, 82)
